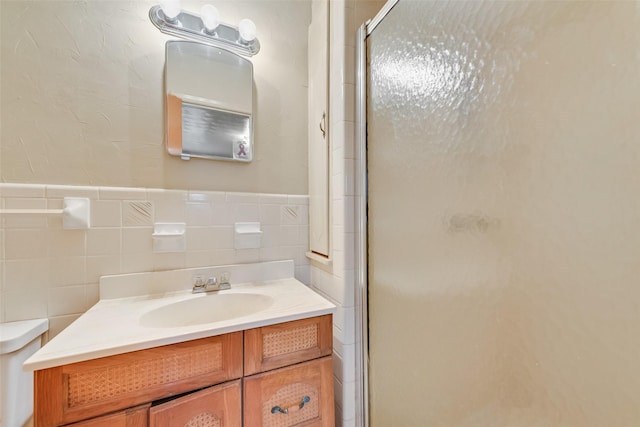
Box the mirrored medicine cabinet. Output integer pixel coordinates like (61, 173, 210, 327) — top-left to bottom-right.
(165, 41, 254, 162)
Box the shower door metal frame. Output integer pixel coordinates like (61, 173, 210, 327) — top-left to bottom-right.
(355, 1, 399, 426)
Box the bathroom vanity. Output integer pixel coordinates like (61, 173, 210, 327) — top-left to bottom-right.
(24, 261, 336, 427)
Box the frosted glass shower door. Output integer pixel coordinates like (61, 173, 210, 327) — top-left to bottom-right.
(366, 1, 640, 426)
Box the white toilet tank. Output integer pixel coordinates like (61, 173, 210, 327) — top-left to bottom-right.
(0, 319, 48, 427)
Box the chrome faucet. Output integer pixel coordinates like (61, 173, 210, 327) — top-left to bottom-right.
(192, 273, 231, 293)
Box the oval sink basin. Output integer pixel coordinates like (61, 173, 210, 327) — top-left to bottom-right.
(140, 293, 274, 328)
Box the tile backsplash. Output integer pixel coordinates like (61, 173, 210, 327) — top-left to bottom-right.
(0, 183, 310, 338)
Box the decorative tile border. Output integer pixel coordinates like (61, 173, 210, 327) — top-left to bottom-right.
(0, 183, 310, 329)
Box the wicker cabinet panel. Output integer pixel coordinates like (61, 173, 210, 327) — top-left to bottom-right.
(243, 357, 335, 427)
(149, 380, 241, 427)
(244, 315, 332, 375)
(35, 333, 243, 426)
(65, 404, 149, 427)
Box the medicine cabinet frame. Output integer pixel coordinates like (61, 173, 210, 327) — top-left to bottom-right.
(165, 41, 254, 162)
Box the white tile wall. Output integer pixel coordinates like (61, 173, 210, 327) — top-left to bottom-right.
(308, 0, 384, 425)
(307, 1, 360, 426)
(0, 183, 310, 339)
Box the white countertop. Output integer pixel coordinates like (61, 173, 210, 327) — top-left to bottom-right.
(24, 277, 335, 371)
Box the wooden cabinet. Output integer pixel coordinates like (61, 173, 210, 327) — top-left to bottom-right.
(149, 380, 241, 427)
(34, 333, 243, 426)
(244, 358, 334, 427)
(65, 404, 149, 427)
(244, 315, 334, 427)
(33, 316, 333, 427)
(244, 315, 332, 375)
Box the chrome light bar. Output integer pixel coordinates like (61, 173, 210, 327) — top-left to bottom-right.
(149, 5, 260, 57)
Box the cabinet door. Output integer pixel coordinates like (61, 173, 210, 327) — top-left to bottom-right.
(244, 357, 334, 427)
(244, 315, 332, 376)
(35, 333, 243, 426)
(308, 0, 330, 257)
(65, 404, 149, 427)
(149, 380, 241, 427)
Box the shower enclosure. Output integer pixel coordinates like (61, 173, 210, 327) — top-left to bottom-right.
(357, 1, 640, 425)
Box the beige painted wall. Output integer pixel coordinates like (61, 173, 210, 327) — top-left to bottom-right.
(0, 0, 310, 194)
(354, 0, 386, 31)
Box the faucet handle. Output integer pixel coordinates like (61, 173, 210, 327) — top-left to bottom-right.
(220, 272, 230, 284)
(219, 272, 231, 289)
(192, 275, 205, 293)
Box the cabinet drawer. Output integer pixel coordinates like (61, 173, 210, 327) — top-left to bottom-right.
(65, 404, 149, 427)
(243, 357, 335, 427)
(35, 332, 243, 427)
(149, 380, 241, 427)
(244, 315, 332, 375)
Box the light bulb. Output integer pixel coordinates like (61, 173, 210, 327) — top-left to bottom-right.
(238, 18, 256, 42)
(160, 0, 181, 20)
(201, 5, 220, 33)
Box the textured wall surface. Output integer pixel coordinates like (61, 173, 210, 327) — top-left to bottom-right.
(0, 0, 310, 194)
(367, 1, 640, 426)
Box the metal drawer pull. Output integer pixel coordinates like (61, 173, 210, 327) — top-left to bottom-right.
(271, 396, 311, 414)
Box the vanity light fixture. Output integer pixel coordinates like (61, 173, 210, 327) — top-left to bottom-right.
(159, 0, 180, 21)
(200, 4, 220, 34)
(149, 1, 260, 57)
(238, 18, 257, 43)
